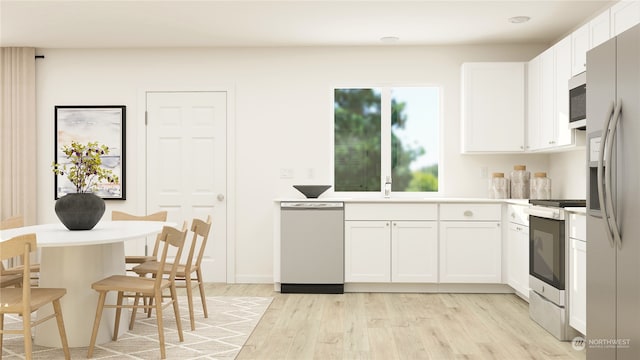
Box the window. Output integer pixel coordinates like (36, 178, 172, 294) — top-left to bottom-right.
(334, 87, 440, 195)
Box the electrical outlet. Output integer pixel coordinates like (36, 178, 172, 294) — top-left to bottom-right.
(480, 166, 488, 179)
(280, 168, 294, 179)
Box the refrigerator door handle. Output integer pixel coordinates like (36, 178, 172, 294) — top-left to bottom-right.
(598, 100, 616, 248)
(605, 99, 623, 249)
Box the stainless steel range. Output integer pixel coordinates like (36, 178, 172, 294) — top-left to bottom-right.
(527, 199, 585, 341)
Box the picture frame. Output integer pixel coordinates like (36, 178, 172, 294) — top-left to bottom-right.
(54, 105, 126, 200)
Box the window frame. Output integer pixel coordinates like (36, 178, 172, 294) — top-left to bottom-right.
(331, 84, 444, 198)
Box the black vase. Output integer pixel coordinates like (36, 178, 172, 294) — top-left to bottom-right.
(55, 193, 106, 230)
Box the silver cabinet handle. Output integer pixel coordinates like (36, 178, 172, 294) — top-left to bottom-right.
(217, 194, 225, 201)
(463, 210, 473, 217)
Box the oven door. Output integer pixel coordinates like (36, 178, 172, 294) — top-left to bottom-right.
(529, 214, 565, 290)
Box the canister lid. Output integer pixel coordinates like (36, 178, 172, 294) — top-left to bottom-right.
(514, 165, 526, 170)
(534, 172, 547, 177)
(492, 172, 504, 178)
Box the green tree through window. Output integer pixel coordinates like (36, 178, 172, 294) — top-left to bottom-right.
(334, 87, 439, 194)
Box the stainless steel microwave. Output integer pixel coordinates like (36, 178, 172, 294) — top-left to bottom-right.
(569, 72, 586, 130)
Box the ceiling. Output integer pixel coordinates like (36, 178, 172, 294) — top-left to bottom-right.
(0, 0, 615, 48)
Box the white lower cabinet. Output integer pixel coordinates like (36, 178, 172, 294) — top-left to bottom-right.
(569, 213, 587, 335)
(344, 203, 439, 283)
(569, 238, 586, 335)
(391, 221, 438, 283)
(344, 220, 438, 283)
(344, 220, 391, 282)
(344, 203, 503, 285)
(507, 222, 530, 300)
(439, 203, 502, 283)
(439, 221, 502, 283)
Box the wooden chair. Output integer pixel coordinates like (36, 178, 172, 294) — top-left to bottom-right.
(0, 215, 40, 287)
(111, 210, 168, 270)
(87, 224, 187, 360)
(132, 216, 212, 330)
(0, 234, 70, 360)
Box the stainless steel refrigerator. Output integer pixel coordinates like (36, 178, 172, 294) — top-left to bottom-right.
(586, 23, 640, 359)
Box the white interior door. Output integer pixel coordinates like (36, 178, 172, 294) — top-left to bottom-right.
(146, 91, 227, 282)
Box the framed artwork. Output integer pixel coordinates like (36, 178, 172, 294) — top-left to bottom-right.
(54, 105, 126, 200)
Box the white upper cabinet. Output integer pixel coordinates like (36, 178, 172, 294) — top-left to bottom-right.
(461, 62, 525, 153)
(590, 9, 611, 48)
(571, 23, 589, 76)
(610, 0, 640, 36)
(555, 35, 573, 147)
(528, 36, 576, 151)
(571, 10, 611, 77)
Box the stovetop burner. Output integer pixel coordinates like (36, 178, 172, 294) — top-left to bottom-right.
(529, 199, 586, 208)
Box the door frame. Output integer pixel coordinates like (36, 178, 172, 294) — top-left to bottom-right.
(136, 86, 236, 283)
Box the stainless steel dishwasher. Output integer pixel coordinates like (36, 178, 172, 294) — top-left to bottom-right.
(280, 201, 344, 293)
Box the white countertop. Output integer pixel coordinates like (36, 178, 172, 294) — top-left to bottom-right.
(276, 197, 531, 205)
(565, 207, 587, 215)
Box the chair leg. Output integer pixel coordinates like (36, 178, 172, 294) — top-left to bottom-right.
(23, 310, 32, 360)
(52, 299, 71, 360)
(154, 291, 166, 359)
(196, 269, 208, 318)
(185, 276, 195, 331)
(170, 284, 184, 342)
(0, 313, 4, 356)
(113, 291, 124, 340)
(88, 291, 107, 358)
(130, 292, 141, 331)
(147, 294, 154, 318)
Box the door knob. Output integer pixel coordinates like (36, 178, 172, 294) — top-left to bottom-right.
(217, 194, 225, 201)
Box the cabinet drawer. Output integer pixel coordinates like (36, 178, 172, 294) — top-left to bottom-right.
(345, 203, 437, 221)
(440, 203, 501, 221)
(508, 204, 529, 226)
(569, 213, 586, 241)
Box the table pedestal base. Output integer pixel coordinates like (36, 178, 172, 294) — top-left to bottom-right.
(35, 243, 130, 348)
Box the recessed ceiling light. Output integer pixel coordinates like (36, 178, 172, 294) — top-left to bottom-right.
(508, 16, 531, 24)
(380, 36, 400, 43)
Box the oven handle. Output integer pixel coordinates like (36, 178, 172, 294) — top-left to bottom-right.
(524, 206, 560, 219)
(598, 100, 616, 248)
(605, 99, 622, 249)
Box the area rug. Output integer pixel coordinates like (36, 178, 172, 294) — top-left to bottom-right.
(1, 296, 273, 359)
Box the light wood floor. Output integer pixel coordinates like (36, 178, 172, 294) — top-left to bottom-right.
(198, 284, 585, 360)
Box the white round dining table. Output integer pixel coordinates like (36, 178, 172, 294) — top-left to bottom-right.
(0, 220, 173, 348)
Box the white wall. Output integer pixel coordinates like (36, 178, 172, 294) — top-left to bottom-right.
(548, 148, 587, 199)
(35, 44, 553, 282)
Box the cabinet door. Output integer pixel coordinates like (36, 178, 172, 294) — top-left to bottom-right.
(611, 0, 640, 36)
(570, 238, 587, 335)
(344, 221, 391, 282)
(528, 49, 555, 151)
(391, 221, 438, 283)
(571, 24, 589, 76)
(439, 221, 502, 283)
(461, 62, 525, 153)
(590, 10, 611, 48)
(507, 223, 530, 300)
(540, 47, 556, 149)
(555, 35, 573, 147)
(527, 55, 541, 151)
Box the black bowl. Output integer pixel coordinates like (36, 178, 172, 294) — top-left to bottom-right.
(293, 185, 331, 198)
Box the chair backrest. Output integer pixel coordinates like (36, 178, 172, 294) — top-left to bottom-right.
(0, 215, 26, 272)
(112, 211, 168, 257)
(112, 210, 167, 222)
(0, 233, 37, 308)
(154, 224, 188, 287)
(0, 215, 24, 230)
(184, 216, 212, 272)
